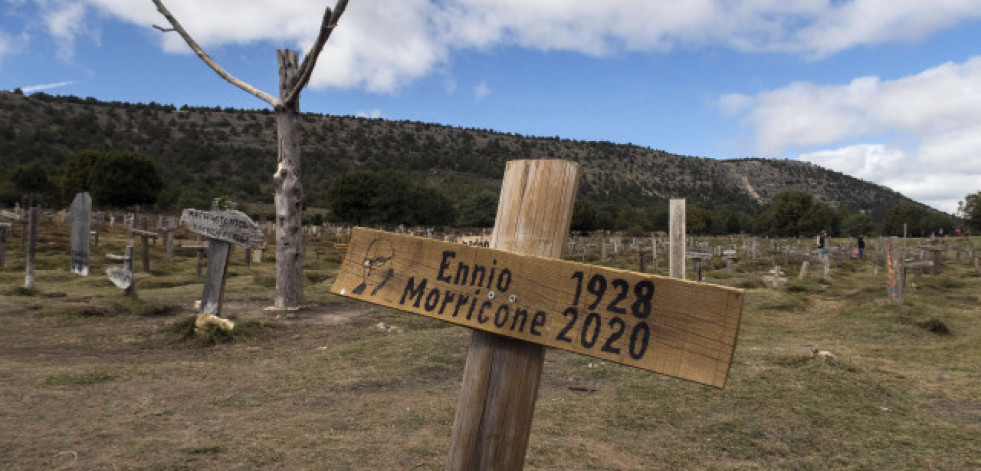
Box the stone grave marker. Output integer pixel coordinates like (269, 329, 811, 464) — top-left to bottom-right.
(181, 208, 263, 316)
(69, 192, 92, 276)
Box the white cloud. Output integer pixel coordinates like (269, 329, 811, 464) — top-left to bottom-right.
(21, 80, 76, 93)
(742, 57, 981, 213)
(355, 109, 383, 119)
(16, 0, 974, 93)
(473, 81, 490, 101)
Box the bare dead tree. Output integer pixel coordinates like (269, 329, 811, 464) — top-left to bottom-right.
(151, 0, 350, 309)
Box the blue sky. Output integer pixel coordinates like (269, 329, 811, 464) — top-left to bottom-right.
(2, 0, 981, 214)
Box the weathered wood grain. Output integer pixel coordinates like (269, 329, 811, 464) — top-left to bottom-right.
(331, 227, 744, 387)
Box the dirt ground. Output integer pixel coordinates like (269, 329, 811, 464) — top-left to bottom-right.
(2, 233, 980, 469)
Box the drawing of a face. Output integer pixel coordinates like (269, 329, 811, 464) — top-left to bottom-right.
(352, 239, 395, 295)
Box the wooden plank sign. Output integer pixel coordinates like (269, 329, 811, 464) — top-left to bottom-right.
(331, 227, 744, 388)
(182, 208, 263, 317)
(180, 209, 263, 248)
(70, 192, 92, 276)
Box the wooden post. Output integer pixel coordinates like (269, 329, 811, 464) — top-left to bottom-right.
(886, 236, 902, 305)
(70, 192, 92, 276)
(0, 222, 8, 269)
(669, 199, 685, 279)
(122, 244, 135, 296)
(446, 159, 580, 471)
(25, 207, 38, 289)
(200, 240, 232, 314)
(141, 217, 151, 273)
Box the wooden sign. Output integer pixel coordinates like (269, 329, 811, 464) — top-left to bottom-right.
(180, 209, 263, 248)
(70, 192, 92, 276)
(331, 228, 744, 388)
(182, 208, 262, 317)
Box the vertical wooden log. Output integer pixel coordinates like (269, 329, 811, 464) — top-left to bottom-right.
(24, 207, 38, 289)
(446, 159, 580, 471)
(141, 217, 151, 273)
(886, 236, 902, 305)
(669, 199, 685, 279)
(0, 224, 7, 269)
(164, 228, 174, 262)
(274, 49, 305, 309)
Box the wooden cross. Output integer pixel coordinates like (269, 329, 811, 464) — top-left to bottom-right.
(106, 244, 135, 296)
(331, 160, 744, 470)
(180, 208, 263, 316)
(686, 251, 712, 282)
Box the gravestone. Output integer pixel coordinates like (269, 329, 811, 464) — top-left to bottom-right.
(69, 192, 92, 276)
(181, 208, 263, 316)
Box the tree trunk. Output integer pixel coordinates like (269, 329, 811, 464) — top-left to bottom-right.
(274, 49, 304, 309)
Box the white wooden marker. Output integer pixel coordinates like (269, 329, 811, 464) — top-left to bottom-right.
(669, 199, 686, 279)
(70, 192, 92, 276)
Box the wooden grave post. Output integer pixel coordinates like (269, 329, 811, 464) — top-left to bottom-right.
(443, 159, 578, 471)
(181, 208, 264, 316)
(724, 249, 737, 275)
(25, 206, 38, 289)
(687, 251, 711, 282)
(0, 222, 8, 269)
(331, 160, 745, 470)
(161, 217, 178, 262)
(886, 236, 902, 305)
(131, 216, 159, 273)
(669, 199, 686, 279)
(70, 192, 92, 276)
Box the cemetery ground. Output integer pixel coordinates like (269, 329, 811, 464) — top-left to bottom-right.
(0, 219, 979, 470)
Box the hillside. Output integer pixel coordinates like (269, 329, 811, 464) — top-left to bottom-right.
(0, 90, 919, 222)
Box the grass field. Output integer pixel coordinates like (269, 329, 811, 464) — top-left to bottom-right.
(1, 217, 979, 470)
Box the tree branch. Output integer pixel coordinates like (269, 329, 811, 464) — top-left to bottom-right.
(150, 0, 279, 107)
(282, 0, 349, 105)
